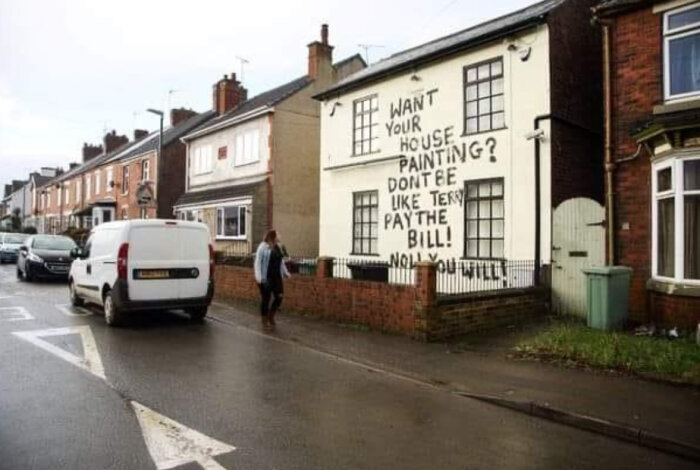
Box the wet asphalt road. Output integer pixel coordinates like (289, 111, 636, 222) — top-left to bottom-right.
(0, 263, 695, 470)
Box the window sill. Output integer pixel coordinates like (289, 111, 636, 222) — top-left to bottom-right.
(216, 236, 247, 241)
(233, 160, 260, 168)
(349, 252, 380, 257)
(461, 126, 507, 138)
(351, 150, 382, 158)
(647, 278, 700, 297)
(653, 98, 700, 115)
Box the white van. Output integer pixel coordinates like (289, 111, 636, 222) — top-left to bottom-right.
(68, 219, 214, 326)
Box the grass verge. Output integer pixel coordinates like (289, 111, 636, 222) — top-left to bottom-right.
(515, 321, 700, 386)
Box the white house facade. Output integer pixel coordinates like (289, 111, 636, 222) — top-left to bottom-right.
(316, 0, 605, 298)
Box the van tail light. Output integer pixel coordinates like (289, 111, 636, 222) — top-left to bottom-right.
(117, 243, 129, 279)
(209, 244, 215, 279)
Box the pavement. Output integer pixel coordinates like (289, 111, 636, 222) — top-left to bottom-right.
(1, 261, 698, 469)
(211, 297, 700, 456)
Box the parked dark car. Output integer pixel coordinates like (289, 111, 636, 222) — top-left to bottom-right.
(0, 232, 29, 263)
(17, 235, 77, 281)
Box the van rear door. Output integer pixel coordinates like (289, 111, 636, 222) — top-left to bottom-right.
(128, 223, 209, 301)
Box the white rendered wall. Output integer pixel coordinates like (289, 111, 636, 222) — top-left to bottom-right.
(319, 26, 552, 270)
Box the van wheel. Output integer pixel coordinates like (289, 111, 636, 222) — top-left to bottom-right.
(103, 291, 123, 326)
(187, 307, 208, 323)
(69, 282, 84, 307)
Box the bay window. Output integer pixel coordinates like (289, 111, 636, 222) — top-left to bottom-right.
(653, 156, 700, 281)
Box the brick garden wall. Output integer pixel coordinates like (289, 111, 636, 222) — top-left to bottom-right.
(430, 288, 549, 341)
(214, 259, 548, 341)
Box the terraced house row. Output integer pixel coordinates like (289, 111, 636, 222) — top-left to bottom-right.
(9, 0, 700, 330)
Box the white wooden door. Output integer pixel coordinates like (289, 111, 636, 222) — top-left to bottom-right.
(552, 198, 605, 317)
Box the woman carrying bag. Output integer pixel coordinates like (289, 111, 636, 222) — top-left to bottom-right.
(254, 229, 290, 329)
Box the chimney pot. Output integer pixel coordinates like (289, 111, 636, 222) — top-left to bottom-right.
(134, 129, 149, 141)
(321, 24, 329, 44)
(212, 74, 248, 116)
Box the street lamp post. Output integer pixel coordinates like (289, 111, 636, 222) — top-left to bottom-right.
(146, 108, 164, 218)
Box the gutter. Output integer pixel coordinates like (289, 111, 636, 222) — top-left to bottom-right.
(314, 18, 546, 101)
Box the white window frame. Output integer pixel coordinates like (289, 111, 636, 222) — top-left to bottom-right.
(652, 154, 700, 283)
(106, 167, 113, 192)
(663, 2, 700, 101)
(76, 180, 81, 203)
(193, 145, 213, 175)
(122, 166, 129, 194)
(64, 186, 70, 204)
(216, 205, 247, 240)
(94, 170, 100, 195)
(86, 175, 91, 199)
(142, 160, 150, 181)
(234, 130, 260, 167)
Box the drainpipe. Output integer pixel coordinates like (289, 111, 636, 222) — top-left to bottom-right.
(602, 21, 615, 265)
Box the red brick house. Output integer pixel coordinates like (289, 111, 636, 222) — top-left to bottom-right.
(594, 0, 700, 328)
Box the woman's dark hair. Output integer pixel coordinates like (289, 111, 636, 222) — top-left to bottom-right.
(263, 230, 278, 244)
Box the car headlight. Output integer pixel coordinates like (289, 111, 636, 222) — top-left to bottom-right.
(28, 253, 44, 263)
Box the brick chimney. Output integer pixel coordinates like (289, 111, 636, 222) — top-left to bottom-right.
(170, 108, 198, 127)
(69, 162, 80, 170)
(308, 24, 334, 82)
(103, 130, 129, 153)
(212, 74, 248, 116)
(82, 143, 103, 163)
(134, 129, 149, 141)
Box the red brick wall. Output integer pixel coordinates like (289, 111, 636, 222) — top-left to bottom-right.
(431, 288, 548, 341)
(549, 0, 604, 207)
(610, 7, 661, 323)
(157, 142, 187, 219)
(214, 263, 548, 340)
(215, 265, 418, 335)
(649, 292, 700, 329)
(115, 155, 157, 220)
(608, 6, 700, 327)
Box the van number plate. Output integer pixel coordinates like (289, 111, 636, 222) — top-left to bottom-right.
(136, 270, 170, 279)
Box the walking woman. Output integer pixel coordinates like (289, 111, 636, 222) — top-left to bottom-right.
(254, 229, 290, 328)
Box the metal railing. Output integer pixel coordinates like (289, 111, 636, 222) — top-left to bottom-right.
(436, 259, 537, 296)
(332, 257, 414, 286)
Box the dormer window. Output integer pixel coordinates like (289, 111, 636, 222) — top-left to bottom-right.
(664, 3, 700, 101)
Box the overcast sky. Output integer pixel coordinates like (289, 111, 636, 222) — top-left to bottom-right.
(0, 0, 534, 188)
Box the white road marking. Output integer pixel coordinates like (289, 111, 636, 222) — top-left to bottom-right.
(0, 306, 34, 321)
(56, 303, 93, 317)
(12, 326, 106, 380)
(131, 401, 235, 470)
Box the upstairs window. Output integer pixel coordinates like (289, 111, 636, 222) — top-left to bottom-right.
(192, 145, 213, 175)
(85, 176, 91, 199)
(94, 170, 100, 195)
(122, 166, 129, 194)
(464, 57, 505, 134)
(142, 160, 150, 181)
(665, 3, 700, 100)
(234, 130, 260, 166)
(353, 95, 378, 156)
(106, 167, 113, 192)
